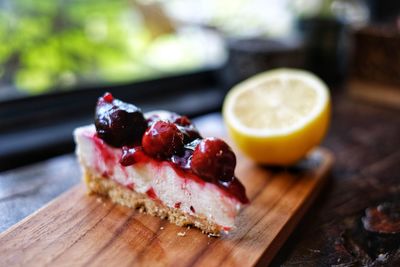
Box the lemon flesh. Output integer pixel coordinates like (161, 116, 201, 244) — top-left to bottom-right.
(223, 68, 330, 165)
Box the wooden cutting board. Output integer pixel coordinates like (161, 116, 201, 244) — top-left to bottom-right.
(0, 146, 333, 267)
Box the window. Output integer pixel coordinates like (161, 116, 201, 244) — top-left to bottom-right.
(0, 0, 225, 100)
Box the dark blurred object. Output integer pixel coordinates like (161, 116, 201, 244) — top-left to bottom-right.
(349, 23, 400, 108)
(367, 0, 400, 22)
(298, 17, 348, 85)
(220, 38, 305, 89)
(352, 24, 400, 86)
(362, 202, 400, 234)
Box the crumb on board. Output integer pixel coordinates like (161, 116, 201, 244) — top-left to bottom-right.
(96, 197, 103, 203)
(207, 233, 219, 238)
(177, 232, 186, 237)
(160, 227, 164, 230)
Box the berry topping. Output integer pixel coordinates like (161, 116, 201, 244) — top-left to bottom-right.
(170, 149, 193, 169)
(95, 93, 147, 147)
(120, 146, 138, 166)
(103, 92, 114, 103)
(142, 120, 184, 159)
(185, 139, 202, 151)
(146, 114, 162, 127)
(174, 115, 191, 126)
(190, 138, 236, 182)
(91, 94, 248, 203)
(221, 178, 249, 204)
(178, 125, 202, 143)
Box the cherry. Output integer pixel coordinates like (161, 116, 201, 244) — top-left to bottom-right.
(95, 93, 147, 147)
(170, 149, 192, 169)
(190, 138, 236, 182)
(142, 120, 184, 159)
(221, 178, 249, 204)
(103, 92, 114, 103)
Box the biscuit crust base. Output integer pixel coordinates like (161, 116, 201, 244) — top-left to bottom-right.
(83, 170, 223, 236)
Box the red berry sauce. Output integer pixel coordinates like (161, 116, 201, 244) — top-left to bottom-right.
(146, 188, 157, 200)
(190, 206, 196, 213)
(126, 183, 135, 190)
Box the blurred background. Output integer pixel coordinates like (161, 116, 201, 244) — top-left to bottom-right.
(0, 0, 398, 98)
(0, 0, 399, 169)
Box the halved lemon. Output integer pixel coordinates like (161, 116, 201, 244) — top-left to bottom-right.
(223, 68, 330, 165)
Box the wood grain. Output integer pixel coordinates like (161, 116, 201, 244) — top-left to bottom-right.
(0, 147, 333, 267)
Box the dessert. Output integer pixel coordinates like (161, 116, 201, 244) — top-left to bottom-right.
(74, 93, 249, 235)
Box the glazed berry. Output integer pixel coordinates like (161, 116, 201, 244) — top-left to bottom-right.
(170, 149, 192, 169)
(190, 138, 236, 182)
(103, 92, 114, 103)
(142, 120, 184, 159)
(95, 93, 147, 147)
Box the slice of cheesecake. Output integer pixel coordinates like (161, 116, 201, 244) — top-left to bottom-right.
(74, 93, 248, 235)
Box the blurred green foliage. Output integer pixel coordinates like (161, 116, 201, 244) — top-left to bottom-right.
(0, 0, 201, 95)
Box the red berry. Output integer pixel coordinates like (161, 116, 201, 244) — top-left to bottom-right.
(190, 138, 236, 182)
(95, 95, 147, 147)
(103, 92, 114, 103)
(142, 120, 184, 159)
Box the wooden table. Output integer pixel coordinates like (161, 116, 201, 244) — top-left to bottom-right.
(1, 91, 399, 266)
